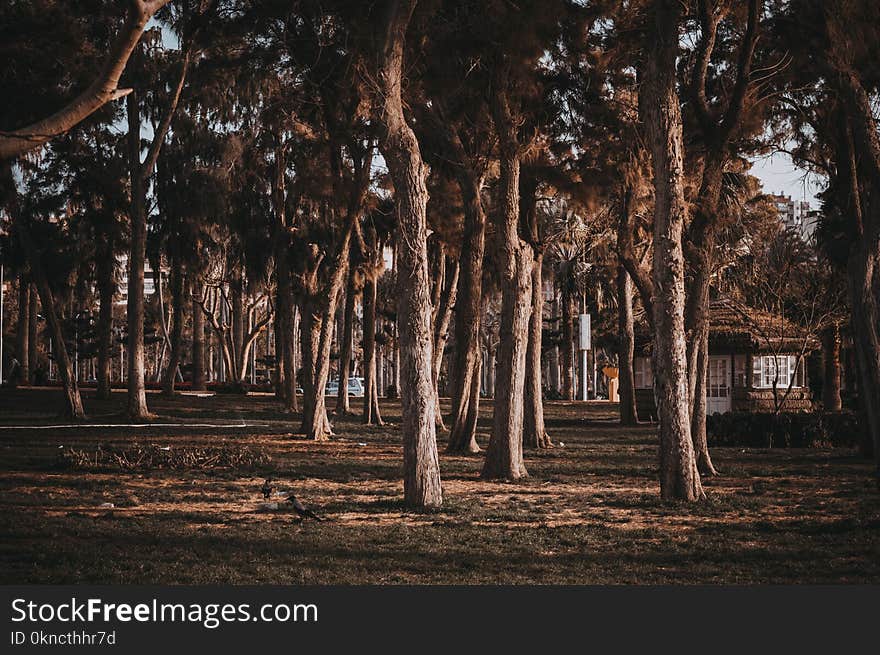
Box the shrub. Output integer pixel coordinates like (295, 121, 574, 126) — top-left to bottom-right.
(706, 411, 864, 449)
(210, 381, 251, 395)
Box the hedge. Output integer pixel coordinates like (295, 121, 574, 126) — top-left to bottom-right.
(706, 411, 865, 449)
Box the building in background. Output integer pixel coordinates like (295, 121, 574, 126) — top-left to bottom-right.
(115, 254, 164, 305)
(769, 192, 815, 239)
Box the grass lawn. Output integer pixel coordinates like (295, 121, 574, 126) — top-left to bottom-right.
(1, 386, 878, 584)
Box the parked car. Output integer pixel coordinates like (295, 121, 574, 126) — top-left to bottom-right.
(325, 377, 365, 397)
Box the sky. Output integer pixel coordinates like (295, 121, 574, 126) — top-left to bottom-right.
(749, 151, 825, 207)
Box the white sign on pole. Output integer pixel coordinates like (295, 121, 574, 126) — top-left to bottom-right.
(578, 313, 591, 351)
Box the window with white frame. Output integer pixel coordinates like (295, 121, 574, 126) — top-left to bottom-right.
(751, 355, 805, 389)
(634, 357, 653, 389)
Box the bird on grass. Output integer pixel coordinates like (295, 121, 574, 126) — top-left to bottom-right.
(260, 477, 274, 499)
(287, 494, 325, 522)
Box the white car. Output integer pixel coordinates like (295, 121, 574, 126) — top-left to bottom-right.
(325, 377, 365, 397)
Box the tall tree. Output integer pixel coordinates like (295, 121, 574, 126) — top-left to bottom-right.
(1, 162, 85, 418)
(775, 0, 880, 478)
(124, 39, 192, 418)
(480, 62, 534, 480)
(639, 0, 704, 501)
(682, 0, 762, 476)
(372, 0, 443, 507)
(521, 164, 552, 448)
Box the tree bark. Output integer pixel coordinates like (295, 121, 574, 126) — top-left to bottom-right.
(482, 81, 532, 480)
(230, 278, 246, 381)
(524, 251, 551, 448)
(431, 256, 459, 429)
(124, 36, 192, 416)
(271, 137, 297, 410)
(161, 257, 184, 396)
(336, 262, 357, 415)
(362, 269, 384, 425)
(300, 278, 346, 439)
(521, 169, 549, 448)
(446, 176, 485, 452)
(690, 325, 717, 475)
(2, 162, 83, 415)
(27, 282, 38, 382)
(16, 274, 30, 384)
(825, 39, 880, 475)
(13, 221, 84, 419)
(641, 0, 704, 501)
(125, 91, 151, 419)
(375, 0, 442, 508)
(275, 269, 298, 412)
(822, 323, 843, 411)
(682, 0, 761, 476)
(191, 276, 206, 391)
(684, 158, 721, 477)
(95, 242, 115, 399)
(617, 263, 638, 425)
(299, 299, 325, 436)
(847, 239, 880, 466)
(561, 287, 575, 400)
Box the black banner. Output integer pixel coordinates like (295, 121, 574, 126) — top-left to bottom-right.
(1, 586, 878, 652)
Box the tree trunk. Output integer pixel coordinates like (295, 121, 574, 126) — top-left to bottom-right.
(362, 272, 384, 425)
(271, 136, 297, 411)
(561, 288, 574, 400)
(336, 262, 356, 415)
(95, 243, 115, 399)
(125, 91, 151, 419)
(432, 257, 459, 430)
(28, 282, 38, 382)
(299, 300, 322, 435)
(376, 0, 443, 508)
(486, 345, 496, 398)
(12, 218, 84, 419)
(32, 271, 84, 418)
(447, 179, 485, 452)
(191, 277, 206, 391)
(684, 160, 722, 477)
(481, 109, 531, 480)
(524, 251, 551, 448)
(16, 274, 30, 384)
(300, 288, 341, 440)
(161, 258, 184, 395)
(690, 326, 717, 475)
(641, 0, 704, 501)
(275, 267, 298, 412)
(617, 264, 638, 425)
(826, 45, 880, 475)
(847, 240, 880, 469)
(230, 278, 246, 383)
(822, 323, 843, 411)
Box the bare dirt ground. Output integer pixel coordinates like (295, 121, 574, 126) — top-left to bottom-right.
(1, 386, 878, 583)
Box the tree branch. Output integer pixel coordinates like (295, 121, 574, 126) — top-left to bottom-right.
(719, 0, 762, 141)
(0, 0, 172, 161)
